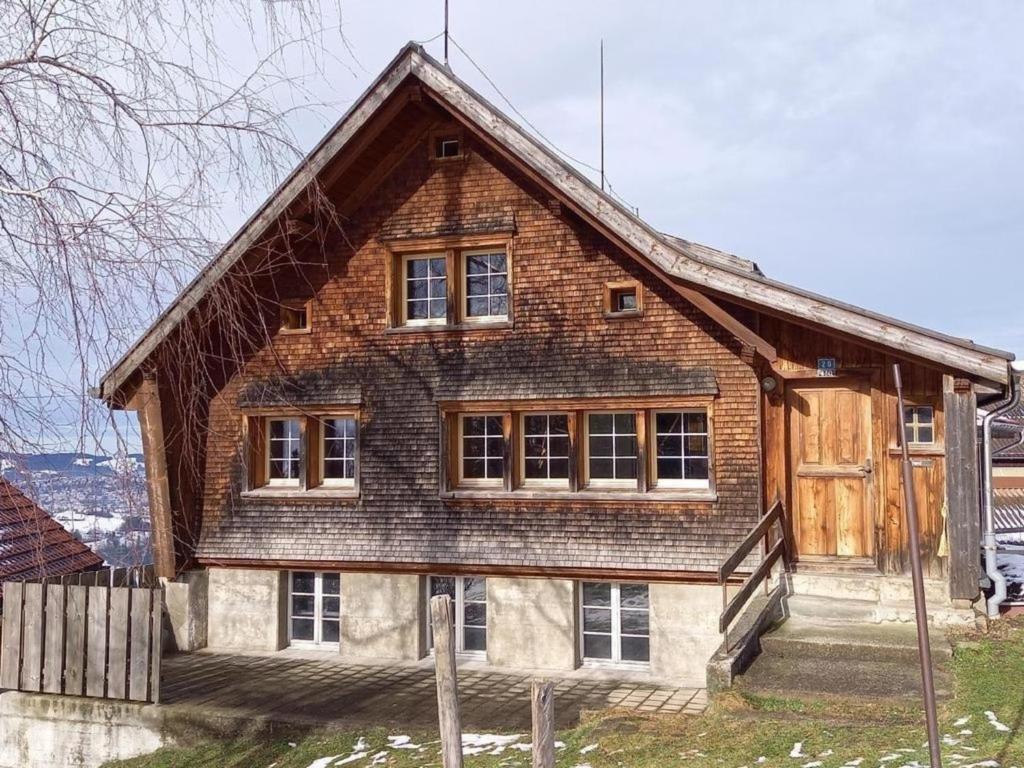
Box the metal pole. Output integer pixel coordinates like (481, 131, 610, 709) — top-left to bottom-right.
(893, 363, 942, 768)
(600, 39, 605, 191)
(444, 0, 449, 66)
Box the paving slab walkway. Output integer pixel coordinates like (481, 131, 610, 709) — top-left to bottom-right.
(161, 651, 707, 730)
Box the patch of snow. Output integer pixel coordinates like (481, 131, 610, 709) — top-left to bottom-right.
(986, 711, 1011, 732)
(370, 751, 389, 765)
(387, 735, 419, 750)
(580, 744, 598, 754)
(880, 755, 901, 763)
(842, 760, 863, 767)
(818, 750, 834, 757)
(963, 762, 999, 768)
(801, 762, 822, 767)
(461, 733, 525, 756)
(954, 716, 972, 727)
(790, 742, 806, 758)
(304, 757, 342, 768)
(334, 752, 369, 766)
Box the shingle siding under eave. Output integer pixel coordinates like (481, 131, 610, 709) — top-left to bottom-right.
(193, 133, 762, 576)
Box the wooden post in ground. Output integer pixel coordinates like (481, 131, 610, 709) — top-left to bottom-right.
(430, 594, 463, 768)
(531, 679, 555, 768)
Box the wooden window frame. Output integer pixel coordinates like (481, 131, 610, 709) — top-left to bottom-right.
(314, 414, 359, 490)
(603, 280, 643, 319)
(384, 235, 514, 331)
(426, 575, 487, 657)
(902, 404, 936, 447)
(400, 252, 449, 327)
(457, 413, 506, 489)
(648, 408, 713, 491)
(579, 581, 650, 668)
(582, 411, 642, 491)
(439, 399, 714, 500)
(279, 298, 312, 335)
(266, 417, 303, 488)
(429, 127, 466, 162)
(519, 411, 574, 491)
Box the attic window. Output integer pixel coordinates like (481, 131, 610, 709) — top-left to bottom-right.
(280, 299, 310, 333)
(604, 281, 642, 318)
(903, 405, 935, 445)
(435, 136, 461, 159)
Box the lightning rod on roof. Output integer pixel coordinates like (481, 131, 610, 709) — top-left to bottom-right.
(444, 0, 450, 66)
(600, 39, 605, 192)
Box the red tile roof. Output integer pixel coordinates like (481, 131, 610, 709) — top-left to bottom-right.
(0, 478, 104, 582)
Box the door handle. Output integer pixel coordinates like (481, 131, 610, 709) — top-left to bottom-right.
(863, 457, 873, 475)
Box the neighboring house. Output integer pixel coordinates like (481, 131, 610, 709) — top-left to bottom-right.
(95, 43, 1015, 687)
(993, 403, 1024, 489)
(0, 478, 104, 585)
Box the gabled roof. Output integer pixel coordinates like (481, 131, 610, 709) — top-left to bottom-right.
(0, 479, 104, 582)
(97, 42, 1014, 399)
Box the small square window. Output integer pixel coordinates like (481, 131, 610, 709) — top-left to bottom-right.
(435, 137, 461, 159)
(903, 405, 935, 445)
(280, 300, 310, 333)
(605, 282, 642, 317)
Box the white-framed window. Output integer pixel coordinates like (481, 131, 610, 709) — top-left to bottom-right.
(585, 412, 638, 488)
(427, 575, 487, 655)
(268, 418, 302, 486)
(403, 254, 447, 325)
(463, 250, 508, 321)
(288, 571, 341, 648)
(321, 416, 357, 486)
(652, 410, 710, 489)
(521, 413, 570, 486)
(459, 414, 505, 487)
(903, 405, 935, 445)
(580, 582, 650, 665)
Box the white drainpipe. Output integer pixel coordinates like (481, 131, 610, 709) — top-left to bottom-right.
(982, 364, 1023, 618)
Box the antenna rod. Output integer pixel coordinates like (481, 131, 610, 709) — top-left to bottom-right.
(600, 39, 605, 191)
(444, 0, 449, 65)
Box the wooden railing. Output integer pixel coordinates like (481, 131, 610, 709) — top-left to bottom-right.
(718, 498, 789, 651)
(0, 566, 163, 703)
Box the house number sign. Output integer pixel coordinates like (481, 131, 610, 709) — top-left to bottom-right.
(817, 357, 838, 377)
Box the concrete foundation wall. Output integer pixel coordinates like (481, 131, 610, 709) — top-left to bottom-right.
(163, 570, 209, 652)
(487, 577, 577, 671)
(207, 568, 286, 651)
(649, 583, 722, 687)
(340, 572, 424, 661)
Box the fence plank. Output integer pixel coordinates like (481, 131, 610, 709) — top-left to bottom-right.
(20, 583, 44, 692)
(0, 582, 25, 689)
(85, 586, 109, 698)
(43, 584, 66, 694)
(129, 589, 151, 702)
(64, 586, 88, 695)
(430, 595, 463, 768)
(531, 680, 556, 768)
(150, 589, 162, 703)
(107, 588, 130, 699)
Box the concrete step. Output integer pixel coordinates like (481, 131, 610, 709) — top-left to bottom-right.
(788, 572, 949, 606)
(759, 621, 953, 664)
(739, 649, 952, 700)
(784, 594, 878, 624)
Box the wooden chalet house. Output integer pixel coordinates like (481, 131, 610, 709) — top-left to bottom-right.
(97, 44, 1016, 687)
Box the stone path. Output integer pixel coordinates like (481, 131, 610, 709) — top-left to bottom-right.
(161, 651, 707, 730)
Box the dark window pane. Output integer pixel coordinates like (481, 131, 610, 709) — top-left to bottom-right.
(904, 425, 915, 443)
(486, 436, 504, 456)
(292, 595, 315, 617)
(524, 415, 547, 435)
(463, 577, 486, 602)
(616, 291, 638, 311)
(464, 602, 486, 627)
(684, 412, 708, 433)
(524, 458, 547, 479)
(292, 571, 315, 593)
(589, 413, 613, 434)
(489, 253, 507, 271)
(621, 636, 650, 662)
(463, 627, 487, 652)
(429, 278, 447, 299)
(657, 435, 682, 457)
(270, 420, 287, 439)
(463, 437, 484, 457)
(615, 436, 637, 457)
(918, 407, 934, 425)
(621, 610, 649, 635)
(589, 436, 613, 456)
(615, 458, 637, 479)
(583, 633, 612, 659)
(325, 442, 346, 461)
(486, 458, 504, 478)
(917, 426, 934, 443)
(407, 279, 428, 299)
(491, 274, 508, 293)
(685, 435, 709, 457)
(656, 412, 681, 434)
(463, 458, 486, 479)
(620, 583, 649, 609)
(549, 415, 569, 435)
(658, 457, 682, 480)
(322, 596, 340, 619)
(428, 257, 446, 277)
(407, 299, 428, 319)
(291, 618, 314, 641)
(407, 259, 428, 278)
(614, 413, 636, 432)
(583, 607, 612, 633)
(582, 582, 611, 607)
(322, 573, 340, 595)
(684, 458, 710, 479)
(590, 458, 614, 479)
(549, 459, 569, 478)
(548, 436, 569, 457)
(524, 436, 547, 456)
(467, 275, 489, 295)
(463, 416, 485, 436)
(490, 295, 508, 316)
(484, 416, 503, 433)
(467, 297, 489, 317)
(321, 620, 340, 643)
(428, 298, 447, 318)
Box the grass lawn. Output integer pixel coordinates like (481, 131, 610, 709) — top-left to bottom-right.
(105, 619, 1024, 768)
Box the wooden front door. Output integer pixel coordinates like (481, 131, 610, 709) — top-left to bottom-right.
(788, 379, 874, 559)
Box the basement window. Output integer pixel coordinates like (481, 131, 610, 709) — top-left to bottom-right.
(903, 405, 935, 445)
(580, 582, 650, 665)
(288, 571, 340, 648)
(280, 299, 310, 333)
(427, 576, 487, 655)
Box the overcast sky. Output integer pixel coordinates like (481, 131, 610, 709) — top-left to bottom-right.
(281, 0, 1022, 356)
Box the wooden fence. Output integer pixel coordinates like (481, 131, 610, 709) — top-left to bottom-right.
(0, 566, 163, 703)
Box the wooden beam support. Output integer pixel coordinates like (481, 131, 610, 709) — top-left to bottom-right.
(132, 376, 177, 579)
